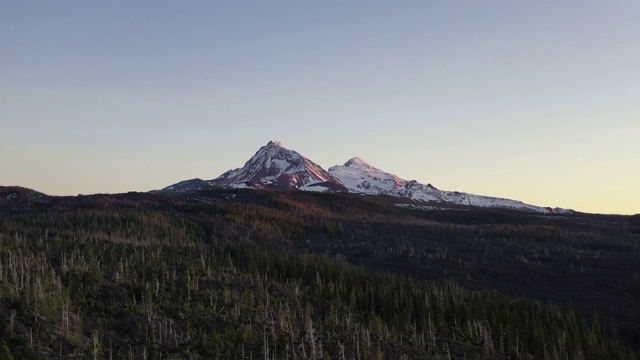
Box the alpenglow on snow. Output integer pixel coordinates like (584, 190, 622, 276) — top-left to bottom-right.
(159, 141, 570, 214)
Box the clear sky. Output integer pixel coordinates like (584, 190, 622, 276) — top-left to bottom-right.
(2, 1, 639, 215)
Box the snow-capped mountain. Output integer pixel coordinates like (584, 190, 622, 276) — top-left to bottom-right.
(160, 141, 570, 214)
(327, 157, 444, 202)
(161, 141, 346, 192)
(327, 157, 408, 194)
(328, 157, 569, 213)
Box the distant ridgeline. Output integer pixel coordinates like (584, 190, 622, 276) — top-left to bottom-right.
(159, 140, 573, 214)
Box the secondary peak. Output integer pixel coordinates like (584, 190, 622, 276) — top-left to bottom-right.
(344, 157, 372, 168)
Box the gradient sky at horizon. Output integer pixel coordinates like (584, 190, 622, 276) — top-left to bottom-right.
(2, 1, 639, 215)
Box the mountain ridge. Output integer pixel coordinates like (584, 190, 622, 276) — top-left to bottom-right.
(160, 141, 571, 214)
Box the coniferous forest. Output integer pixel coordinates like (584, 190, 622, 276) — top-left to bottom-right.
(0, 186, 639, 359)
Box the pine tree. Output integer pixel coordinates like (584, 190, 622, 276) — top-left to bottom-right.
(0, 342, 14, 360)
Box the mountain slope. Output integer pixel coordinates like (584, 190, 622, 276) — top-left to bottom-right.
(0, 186, 52, 212)
(160, 178, 216, 192)
(329, 157, 568, 213)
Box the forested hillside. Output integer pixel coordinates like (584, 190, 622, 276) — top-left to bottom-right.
(0, 187, 638, 359)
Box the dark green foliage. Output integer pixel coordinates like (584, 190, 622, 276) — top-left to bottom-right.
(0, 188, 638, 359)
(0, 342, 13, 360)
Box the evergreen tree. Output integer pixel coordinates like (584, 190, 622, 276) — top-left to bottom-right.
(0, 342, 13, 360)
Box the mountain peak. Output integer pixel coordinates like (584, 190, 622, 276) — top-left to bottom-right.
(267, 140, 285, 148)
(344, 157, 373, 169)
(176, 140, 347, 192)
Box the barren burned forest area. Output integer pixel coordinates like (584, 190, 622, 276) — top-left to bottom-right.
(1, 186, 639, 359)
